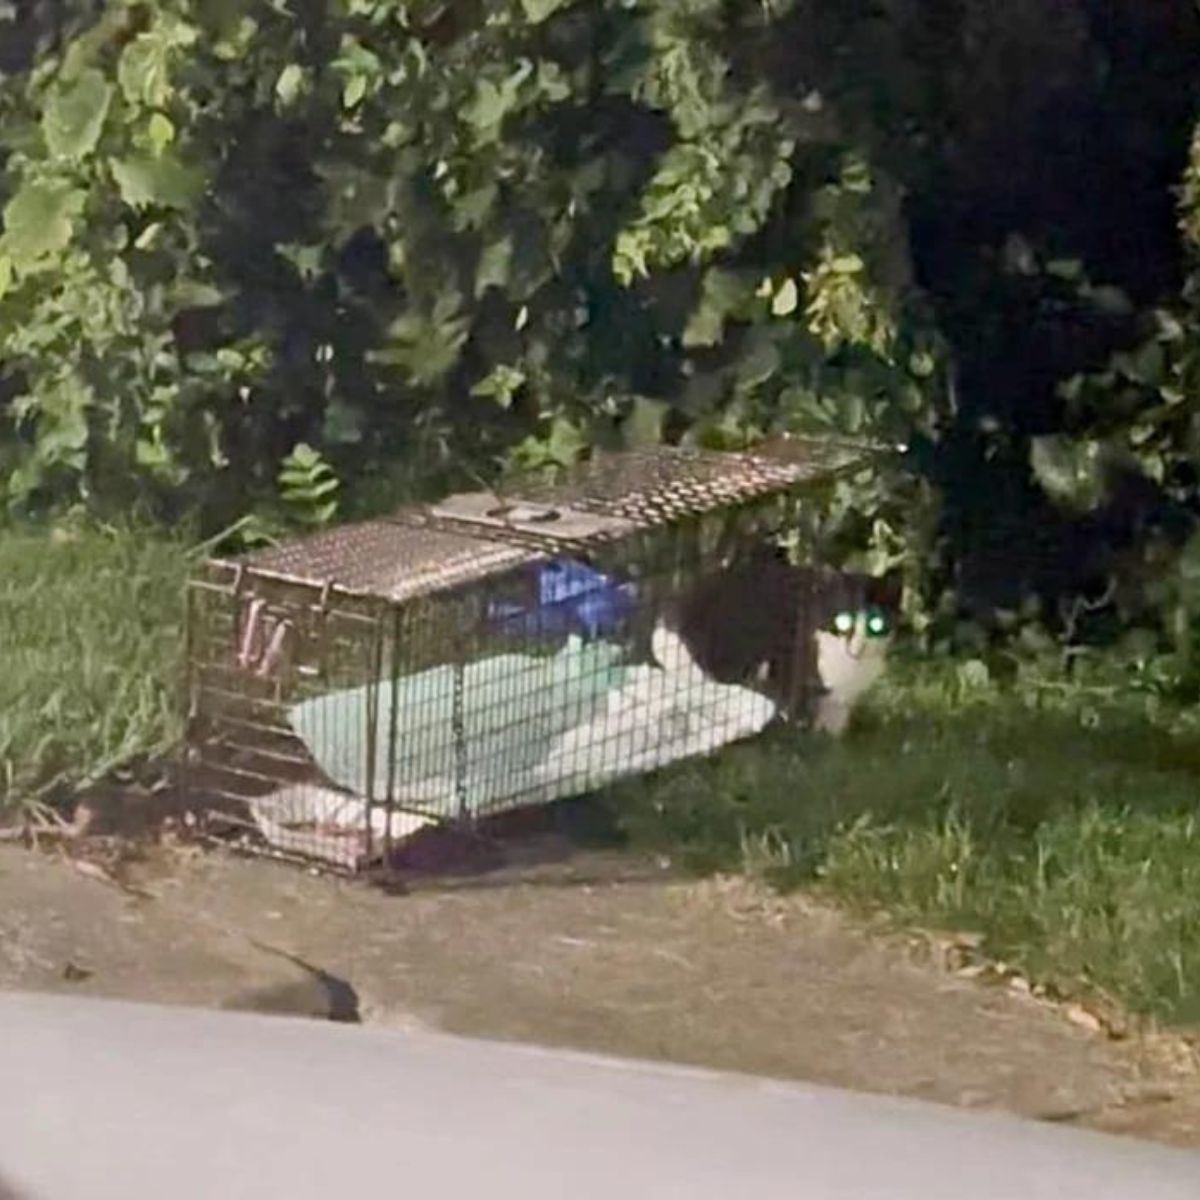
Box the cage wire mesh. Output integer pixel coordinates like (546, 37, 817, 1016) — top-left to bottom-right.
(181, 439, 875, 872)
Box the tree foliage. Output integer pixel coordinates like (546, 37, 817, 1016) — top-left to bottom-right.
(0, 2, 946, 548)
(1, 0, 1199, 649)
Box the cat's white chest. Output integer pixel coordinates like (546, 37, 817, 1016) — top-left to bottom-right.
(814, 630, 888, 734)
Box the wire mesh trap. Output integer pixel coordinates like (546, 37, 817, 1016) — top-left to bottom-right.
(181, 439, 875, 872)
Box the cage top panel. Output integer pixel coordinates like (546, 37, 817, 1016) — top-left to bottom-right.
(222, 440, 874, 601)
(521, 439, 867, 522)
(221, 517, 543, 602)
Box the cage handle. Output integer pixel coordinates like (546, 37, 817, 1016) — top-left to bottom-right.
(237, 597, 267, 670)
(256, 618, 295, 679)
(236, 595, 295, 680)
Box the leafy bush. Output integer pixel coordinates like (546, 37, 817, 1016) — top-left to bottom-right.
(2, 2, 1199, 641)
(0, 0, 947, 577)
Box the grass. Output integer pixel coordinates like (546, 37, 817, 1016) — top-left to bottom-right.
(614, 658, 1200, 1025)
(0, 521, 192, 821)
(3, 516, 1200, 1026)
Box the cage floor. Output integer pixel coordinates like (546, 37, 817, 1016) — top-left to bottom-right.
(246, 629, 778, 869)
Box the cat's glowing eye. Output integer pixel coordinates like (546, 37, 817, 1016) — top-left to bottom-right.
(866, 612, 889, 637)
(832, 611, 856, 635)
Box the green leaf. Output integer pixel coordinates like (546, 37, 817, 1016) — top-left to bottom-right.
(168, 279, 225, 308)
(277, 243, 325, 281)
(475, 236, 514, 297)
(42, 69, 112, 161)
(735, 335, 781, 391)
(683, 306, 724, 349)
(521, 0, 569, 22)
(275, 64, 306, 107)
(342, 74, 368, 109)
(839, 157, 873, 194)
(133, 222, 163, 250)
(1045, 258, 1083, 281)
(771, 278, 799, 317)
(908, 350, 936, 378)
(1030, 436, 1107, 512)
(829, 254, 865, 275)
(135, 436, 172, 471)
(1084, 284, 1134, 316)
(450, 184, 498, 232)
(1156, 309, 1185, 343)
(683, 269, 752, 348)
(279, 441, 340, 527)
(622, 396, 667, 447)
(466, 80, 506, 131)
(118, 34, 173, 109)
(471, 364, 526, 409)
(464, 69, 529, 135)
(285, 442, 320, 469)
(370, 298, 470, 385)
(32, 373, 93, 469)
(836, 390, 865, 434)
(111, 154, 204, 211)
(1, 183, 85, 268)
(546, 416, 586, 466)
(536, 59, 571, 103)
(147, 112, 175, 155)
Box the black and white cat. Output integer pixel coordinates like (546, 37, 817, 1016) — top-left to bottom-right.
(655, 544, 899, 734)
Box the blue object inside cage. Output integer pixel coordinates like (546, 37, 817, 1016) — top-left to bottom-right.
(487, 559, 637, 640)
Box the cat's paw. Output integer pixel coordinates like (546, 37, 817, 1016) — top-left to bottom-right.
(813, 698, 853, 736)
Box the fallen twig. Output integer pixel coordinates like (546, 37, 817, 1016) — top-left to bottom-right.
(0, 810, 75, 845)
(61, 852, 156, 901)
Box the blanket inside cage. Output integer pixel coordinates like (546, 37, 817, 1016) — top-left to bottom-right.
(249, 631, 776, 865)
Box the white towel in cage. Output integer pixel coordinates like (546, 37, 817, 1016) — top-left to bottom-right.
(251, 628, 777, 860)
(286, 636, 627, 814)
(248, 783, 434, 869)
(538, 642, 777, 793)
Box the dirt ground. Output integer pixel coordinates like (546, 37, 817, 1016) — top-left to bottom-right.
(2, 833, 1200, 1152)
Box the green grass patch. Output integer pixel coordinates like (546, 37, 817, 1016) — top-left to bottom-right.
(0, 523, 192, 819)
(614, 661, 1200, 1025)
(5, 516, 1199, 1026)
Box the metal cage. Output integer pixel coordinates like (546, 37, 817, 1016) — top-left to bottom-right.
(180, 440, 872, 872)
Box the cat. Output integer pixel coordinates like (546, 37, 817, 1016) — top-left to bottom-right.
(658, 543, 899, 734)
